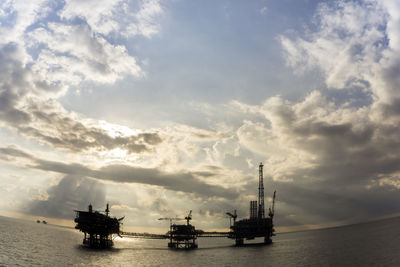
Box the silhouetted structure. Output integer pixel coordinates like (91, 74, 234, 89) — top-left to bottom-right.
(227, 162, 276, 245)
(73, 163, 277, 249)
(258, 163, 265, 219)
(74, 203, 124, 248)
(159, 210, 198, 249)
(250, 200, 258, 219)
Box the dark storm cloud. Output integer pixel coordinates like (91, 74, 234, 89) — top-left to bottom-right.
(34, 161, 239, 199)
(375, 98, 400, 119)
(275, 113, 400, 224)
(236, 87, 400, 227)
(0, 146, 238, 200)
(263, 179, 400, 227)
(280, 114, 400, 187)
(28, 175, 106, 219)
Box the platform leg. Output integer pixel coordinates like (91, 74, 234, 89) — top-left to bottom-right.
(235, 238, 244, 246)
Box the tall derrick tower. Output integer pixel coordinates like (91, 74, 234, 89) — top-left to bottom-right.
(227, 161, 276, 246)
(258, 162, 265, 219)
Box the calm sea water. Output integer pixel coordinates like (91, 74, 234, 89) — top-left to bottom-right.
(1, 215, 400, 266)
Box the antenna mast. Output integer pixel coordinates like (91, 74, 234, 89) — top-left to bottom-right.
(258, 162, 265, 219)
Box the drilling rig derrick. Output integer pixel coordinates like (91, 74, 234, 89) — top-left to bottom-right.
(227, 162, 276, 246)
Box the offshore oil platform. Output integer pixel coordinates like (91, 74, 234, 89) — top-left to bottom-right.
(73, 162, 276, 249)
(74, 203, 124, 248)
(227, 162, 276, 245)
(159, 210, 198, 249)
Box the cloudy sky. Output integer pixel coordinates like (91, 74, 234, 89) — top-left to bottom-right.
(1, 0, 400, 232)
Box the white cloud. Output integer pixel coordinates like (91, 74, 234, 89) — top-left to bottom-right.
(0, 0, 49, 45)
(29, 23, 142, 85)
(0, 0, 165, 95)
(382, 0, 400, 51)
(280, 0, 400, 130)
(281, 1, 387, 95)
(59, 0, 164, 38)
(132, 0, 163, 37)
(59, 0, 123, 36)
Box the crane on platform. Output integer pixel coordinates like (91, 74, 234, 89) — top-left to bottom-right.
(184, 210, 192, 225)
(226, 210, 237, 226)
(268, 190, 276, 218)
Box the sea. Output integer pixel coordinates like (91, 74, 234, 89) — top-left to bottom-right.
(1, 215, 400, 266)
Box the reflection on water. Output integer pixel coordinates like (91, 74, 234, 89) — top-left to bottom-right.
(1, 215, 400, 266)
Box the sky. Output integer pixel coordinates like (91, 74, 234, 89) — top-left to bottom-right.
(1, 0, 400, 233)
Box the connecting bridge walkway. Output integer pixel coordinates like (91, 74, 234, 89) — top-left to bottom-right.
(120, 231, 229, 239)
